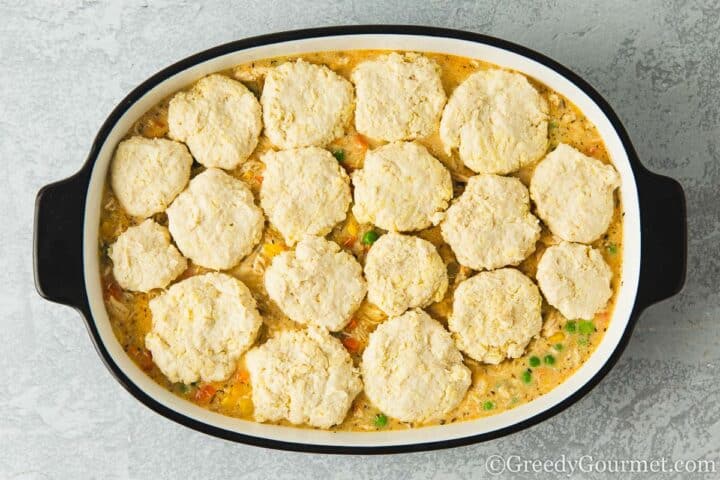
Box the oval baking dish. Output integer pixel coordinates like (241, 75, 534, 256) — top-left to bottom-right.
(33, 26, 686, 454)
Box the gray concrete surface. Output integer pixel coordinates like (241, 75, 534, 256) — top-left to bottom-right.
(2, 0, 718, 478)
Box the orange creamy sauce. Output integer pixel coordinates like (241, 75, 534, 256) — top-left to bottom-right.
(99, 50, 623, 431)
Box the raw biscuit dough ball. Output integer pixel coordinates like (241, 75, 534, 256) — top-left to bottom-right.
(167, 74, 262, 170)
(530, 143, 621, 243)
(364, 233, 448, 317)
(264, 236, 367, 331)
(361, 309, 471, 423)
(441, 174, 541, 270)
(109, 219, 187, 292)
(167, 168, 264, 270)
(536, 242, 613, 320)
(449, 268, 542, 364)
(261, 59, 354, 149)
(110, 136, 192, 218)
(351, 52, 446, 141)
(245, 327, 362, 429)
(439, 69, 548, 174)
(146, 272, 262, 384)
(352, 142, 453, 232)
(260, 147, 351, 245)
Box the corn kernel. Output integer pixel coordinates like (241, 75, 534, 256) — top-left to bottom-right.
(548, 331, 565, 344)
(262, 243, 285, 259)
(238, 397, 254, 416)
(346, 218, 359, 236)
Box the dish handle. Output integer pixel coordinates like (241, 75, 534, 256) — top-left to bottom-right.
(635, 168, 687, 311)
(33, 169, 91, 309)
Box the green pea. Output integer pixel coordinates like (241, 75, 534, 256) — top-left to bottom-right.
(565, 320, 577, 333)
(607, 243, 618, 254)
(483, 401, 495, 411)
(554, 343, 564, 351)
(362, 230, 380, 245)
(521, 370, 532, 384)
(332, 149, 345, 162)
(549, 120, 559, 129)
(578, 337, 588, 346)
(374, 413, 388, 427)
(529, 356, 541, 367)
(578, 320, 595, 335)
(544, 354, 555, 365)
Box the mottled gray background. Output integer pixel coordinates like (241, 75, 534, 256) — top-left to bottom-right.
(2, 0, 718, 478)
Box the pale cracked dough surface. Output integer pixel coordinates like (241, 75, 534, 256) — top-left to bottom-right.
(364, 233, 448, 317)
(440, 174, 541, 270)
(536, 242, 613, 320)
(110, 136, 192, 218)
(261, 59, 354, 149)
(449, 268, 542, 364)
(351, 52, 446, 141)
(167, 74, 262, 170)
(530, 143, 621, 243)
(264, 236, 367, 331)
(109, 219, 187, 292)
(260, 147, 351, 246)
(361, 309, 471, 423)
(352, 141, 452, 232)
(145, 272, 262, 384)
(167, 168, 264, 270)
(439, 69, 548, 174)
(245, 326, 362, 429)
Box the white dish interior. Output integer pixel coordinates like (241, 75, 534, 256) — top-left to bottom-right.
(82, 34, 641, 448)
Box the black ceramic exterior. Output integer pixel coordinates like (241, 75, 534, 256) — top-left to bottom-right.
(33, 25, 687, 454)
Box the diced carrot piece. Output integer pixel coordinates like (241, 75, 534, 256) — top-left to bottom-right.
(236, 369, 250, 384)
(342, 337, 360, 353)
(346, 318, 358, 331)
(353, 134, 369, 150)
(342, 236, 357, 248)
(128, 345, 154, 371)
(595, 310, 610, 328)
(195, 384, 217, 403)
